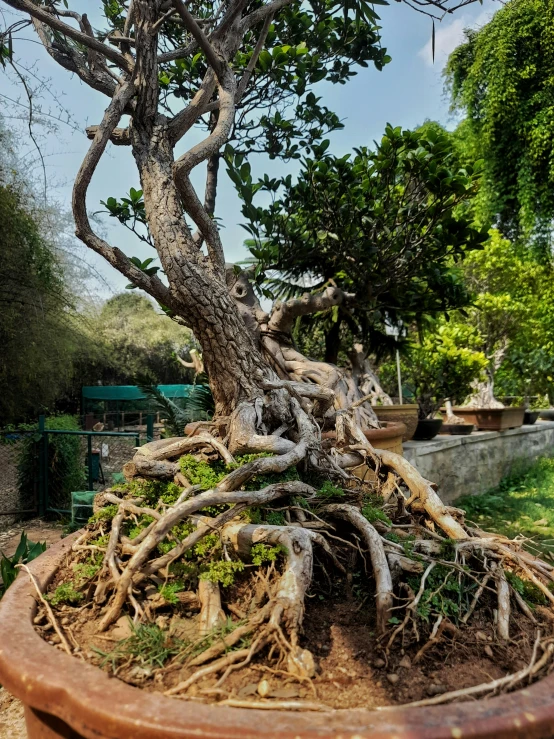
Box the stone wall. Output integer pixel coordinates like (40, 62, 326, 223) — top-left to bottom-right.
(403, 421, 554, 504)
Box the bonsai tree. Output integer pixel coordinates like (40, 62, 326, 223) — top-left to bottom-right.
(398, 325, 486, 420)
(2, 0, 552, 707)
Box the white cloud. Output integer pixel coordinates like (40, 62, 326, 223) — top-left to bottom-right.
(418, 10, 493, 68)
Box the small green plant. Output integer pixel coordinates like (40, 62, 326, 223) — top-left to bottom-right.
(199, 559, 245, 587)
(250, 543, 286, 565)
(361, 497, 391, 526)
(158, 581, 184, 604)
(0, 532, 46, 599)
(317, 480, 344, 498)
(94, 621, 185, 672)
(47, 582, 83, 606)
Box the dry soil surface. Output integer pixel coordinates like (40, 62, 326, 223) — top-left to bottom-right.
(0, 519, 63, 559)
(0, 689, 25, 739)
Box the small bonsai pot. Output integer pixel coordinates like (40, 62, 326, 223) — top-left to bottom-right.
(440, 423, 474, 436)
(539, 409, 554, 422)
(4, 536, 554, 739)
(412, 418, 443, 441)
(373, 404, 419, 442)
(451, 407, 525, 432)
(524, 410, 540, 425)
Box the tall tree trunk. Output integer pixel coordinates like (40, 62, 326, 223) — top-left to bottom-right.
(131, 124, 270, 416)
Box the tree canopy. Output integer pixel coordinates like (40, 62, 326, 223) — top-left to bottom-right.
(445, 0, 554, 253)
(235, 124, 486, 362)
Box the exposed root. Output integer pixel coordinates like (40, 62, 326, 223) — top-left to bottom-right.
(35, 390, 554, 708)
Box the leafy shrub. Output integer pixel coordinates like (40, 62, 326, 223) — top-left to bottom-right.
(0, 532, 46, 599)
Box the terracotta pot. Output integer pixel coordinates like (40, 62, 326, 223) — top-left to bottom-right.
(440, 423, 474, 436)
(451, 407, 525, 432)
(3, 535, 554, 738)
(322, 420, 406, 455)
(524, 411, 540, 425)
(412, 418, 443, 441)
(372, 404, 419, 441)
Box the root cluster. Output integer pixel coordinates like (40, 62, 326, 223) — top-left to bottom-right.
(32, 390, 554, 709)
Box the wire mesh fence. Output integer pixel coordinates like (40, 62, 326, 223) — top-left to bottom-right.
(0, 421, 142, 529)
(0, 431, 39, 527)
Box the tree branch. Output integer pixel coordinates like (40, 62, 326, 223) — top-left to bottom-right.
(173, 69, 237, 276)
(268, 286, 356, 335)
(72, 79, 176, 309)
(168, 69, 217, 145)
(2, 0, 133, 72)
(172, 0, 225, 82)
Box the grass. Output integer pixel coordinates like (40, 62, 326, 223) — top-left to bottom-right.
(458, 457, 554, 560)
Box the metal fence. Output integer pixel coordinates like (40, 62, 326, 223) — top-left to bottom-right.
(0, 417, 143, 526)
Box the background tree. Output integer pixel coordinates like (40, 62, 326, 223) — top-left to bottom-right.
(445, 0, 554, 255)
(234, 124, 486, 365)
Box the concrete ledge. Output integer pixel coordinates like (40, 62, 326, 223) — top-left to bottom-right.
(403, 421, 554, 504)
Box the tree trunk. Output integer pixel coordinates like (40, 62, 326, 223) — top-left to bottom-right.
(131, 123, 270, 416)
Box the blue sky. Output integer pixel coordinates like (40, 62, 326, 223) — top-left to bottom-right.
(0, 0, 496, 296)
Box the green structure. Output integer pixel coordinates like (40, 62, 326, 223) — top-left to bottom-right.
(81, 385, 194, 429)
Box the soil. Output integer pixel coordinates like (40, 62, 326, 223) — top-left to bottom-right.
(0, 688, 26, 739)
(0, 519, 63, 559)
(34, 559, 550, 711)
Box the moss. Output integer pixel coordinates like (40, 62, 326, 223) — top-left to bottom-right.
(90, 504, 118, 523)
(47, 582, 83, 606)
(193, 532, 220, 557)
(179, 455, 228, 489)
(199, 559, 245, 587)
(89, 534, 110, 547)
(72, 562, 100, 584)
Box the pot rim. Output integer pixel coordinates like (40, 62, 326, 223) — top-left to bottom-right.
(1, 536, 554, 739)
(452, 407, 526, 414)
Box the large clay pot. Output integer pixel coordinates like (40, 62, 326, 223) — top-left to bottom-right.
(3, 535, 554, 738)
(539, 409, 554, 422)
(451, 407, 525, 431)
(372, 404, 418, 441)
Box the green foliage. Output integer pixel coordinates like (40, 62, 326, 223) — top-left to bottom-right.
(138, 383, 214, 437)
(91, 505, 119, 523)
(361, 497, 391, 526)
(158, 581, 184, 604)
(505, 571, 547, 606)
(72, 562, 101, 584)
(199, 559, 245, 587)
(409, 565, 463, 623)
(94, 622, 184, 671)
(317, 480, 345, 498)
(238, 124, 486, 360)
(179, 455, 227, 489)
(445, 0, 554, 253)
(250, 543, 287, 565)
(381, 323, 487, 418)
(0, 532, 46, 599)
(458, 457, 554, 559)
(47, 582, 83, 606)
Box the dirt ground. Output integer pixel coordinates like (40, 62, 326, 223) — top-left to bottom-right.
(0, 689, 25, 739)
(0, 519, 64, 559)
